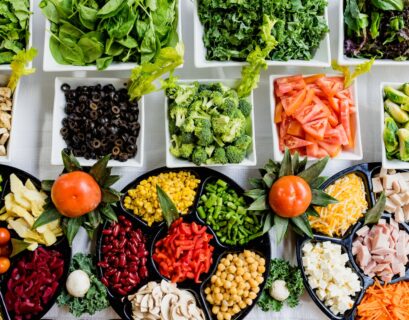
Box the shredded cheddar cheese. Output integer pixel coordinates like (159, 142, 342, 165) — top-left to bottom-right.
(310, 173, 368, 237)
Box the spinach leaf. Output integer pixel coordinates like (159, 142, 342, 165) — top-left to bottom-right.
(78, 37, 103, 63)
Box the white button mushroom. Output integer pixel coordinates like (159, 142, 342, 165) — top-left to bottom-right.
(269, 280, 290, 302)
(66, 270, 91, 298)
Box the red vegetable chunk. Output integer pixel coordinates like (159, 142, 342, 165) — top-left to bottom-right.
(5, 247, 64, 320)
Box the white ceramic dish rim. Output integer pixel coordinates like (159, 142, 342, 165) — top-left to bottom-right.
(164, 79, 257, 168)
(51, 77, 144, 167)
(338, 0, 409, 66)
(269, 73, 363, 161)
(192, 2, 331, 68)
(0, 0, 33, 70)
(43, 1, 182, 71)
(380, 82, 409, 169)
(0, 73, 20, 162)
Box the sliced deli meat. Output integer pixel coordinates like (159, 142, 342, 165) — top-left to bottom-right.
(353, 222, 409, 282)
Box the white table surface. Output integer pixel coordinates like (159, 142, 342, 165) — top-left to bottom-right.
(5, 0, 400, 319)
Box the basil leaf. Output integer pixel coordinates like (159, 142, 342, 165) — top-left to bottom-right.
(291, 215, 313, 238)
(100, 204, 118, 222)
(309, 176, 327, 189)
(311, 189, 338, 206)
(156, 185, 179, 227)
(32, 206, 61, 229)
(10, 238, 29, 257)
(247, 195, 268, 211)
(297, 156, 329, 183)
(365, 192, 386, 225)
(274, 215, 288, 243)
(65, 217, 83, 246)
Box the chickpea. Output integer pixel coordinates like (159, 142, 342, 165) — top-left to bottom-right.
(249, 292, 257, 299)
(217, 314, 224, 320)
(243, 272, 251, 281)
(239, 301, 247, 309)
(258, 265, 266, 273)
(223, 313, 231, 320)
(224, 281, 232, 289)
(236, 267, 245, 276)
(246, 298, 253, 306)
(212, 306, 220, 314)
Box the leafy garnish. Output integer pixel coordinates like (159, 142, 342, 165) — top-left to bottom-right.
(257, 258, 304, 312)
(156, 185, 179, 227)
(10, 238, 29, 258)
(364, 192, 386, 225)
(128, 43, 184, 100)
(331, 58, 374, 88)
(236, 15, 278, 98)
(7, 48, 37, 92)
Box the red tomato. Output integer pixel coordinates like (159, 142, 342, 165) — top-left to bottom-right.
(302, 118, 328, 141)
(269, 176, 312, 218)
(282, 89, 307, 116)
(294, 104, 327, 124)
(285, 136, 313, 149)
(287, 120, 304, 137)
(51, 171, 101, 218)
(318, 141, 342, 158)
(274, 101, 283, 123)
(340, 100, 352, 147)
(0, 228, 10, 246)
(0, 257, 10, 274)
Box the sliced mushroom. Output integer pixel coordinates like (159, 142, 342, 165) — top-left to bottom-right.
(0, 132, 9, 145)
(161, 279, 177, 293)
(140, 294, 150, 312)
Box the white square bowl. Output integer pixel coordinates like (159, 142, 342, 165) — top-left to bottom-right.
(338, 0, 409, 66)
(165, 79, 257, 168)
(380, 82, 409, 169)
(43, 2, 182, 72)
(193, 3, 331, 68)
(52, 77, 144, 167)
(0, 73, 20, 162)
(269, 74, 363, 161)
(0, 0, 33, 70)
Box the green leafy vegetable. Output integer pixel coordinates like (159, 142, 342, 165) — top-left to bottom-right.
(7, 48, 37, 92)
(331, 58, 374, 88)
(128, 43, 184, 100)
(236, 15, 278, 98)
(364, 192, 386, 225)
(257, 258, 304, 312)
(156, 184, 179, 227)
(39, 0, 179, 70)
(198, 0, 328, 62)
(57, 253, 109, 317)
(0, 0, 31, 65)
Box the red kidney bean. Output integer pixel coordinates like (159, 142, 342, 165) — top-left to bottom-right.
(99, 215, 149, 295)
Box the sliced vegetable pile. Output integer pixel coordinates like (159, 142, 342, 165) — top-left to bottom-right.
(98, 215, 148, 295)
(128, 280, 205, 320)
(205, 250, 265, 320)
(373, 168, 409, 222)
(353, 219, 408, 283)
(198, 0, 328, 62)
(39, 0, 179, 70)
(60, 83, 140, 161)
(257, 258, 304, 312)
(166, 81, 253, 165)
(197, 179, 262, 245)
(57, 253, 109, 317)
(0, 0, 31, 64)
(274, 74, 356, 158)
(357, 279, 409, 320)
(311, 173, 368, 237)
(0, 174, 62, 249)
(5, 247, 65, 320)
(302, 241, 361, 316)
(124, 171, 200, 226)
(383, 84, 409, 161)
(344, 0, 409, 60)
(0, 87, 12, 156)
(153, 218, 214, 283)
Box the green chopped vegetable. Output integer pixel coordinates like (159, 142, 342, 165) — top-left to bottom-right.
(7, 48, 37, 92)
(165, 80, 253, 165)
(57, 253, 109, 317)
(257, 258, 304, 312)
(331, 58, 374, 88)
(39, 0, 179, 70)
(0, 0, 31, 65)
(197, 179, 262, 245)
(128, 43, 184, 100)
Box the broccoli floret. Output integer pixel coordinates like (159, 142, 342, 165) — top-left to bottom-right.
(180, 143, 195, 158)
(211, 91, 224, 106)
(174, 84, 197, 106)
(234, 135, 252, 152)
(192, 147, 208, 165)
(220, 98, 237, 116)
(213, 135, 225, 147)
(168, 119, 179, 135)
(188, 110, 211, 122)
(207, 147, 228, 164)
(180, 132, 194, 144)
(209, 82, 230, 93)
(225, 89, 239, 105)
(170, 105, 188, 127)
(199, 90, 213, 98)
(195, 126, 213, 146)
(182, 117, 195, 133)
(238, 99, 252, 117)
(170, 134, 182, 158)
(226, 145, 246, 163)
(211, 115, 230, 134)
(205, 145, 215, 157)
(221, 117, 246, 143)
(198, 83, 210, 92)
